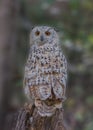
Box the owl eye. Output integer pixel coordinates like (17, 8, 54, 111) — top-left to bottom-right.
(35, 31, 40, 36)
(45, 31, 51, 36)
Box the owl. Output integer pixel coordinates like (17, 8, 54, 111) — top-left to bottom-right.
(24, 26, 67, 117)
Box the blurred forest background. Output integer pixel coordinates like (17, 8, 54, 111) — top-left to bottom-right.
(0, 0, 93, 130)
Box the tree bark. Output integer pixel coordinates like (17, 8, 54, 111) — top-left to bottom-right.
(8, 105, 66, 130)
(0, 0, 19, 129)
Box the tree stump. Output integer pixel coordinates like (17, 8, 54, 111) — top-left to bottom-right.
(14, 104, 66, 130)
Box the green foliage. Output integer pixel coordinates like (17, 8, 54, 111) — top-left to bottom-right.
(85, 121, 93, 130)
(69, 0, 80, 10)
(86, 96, 93, 105)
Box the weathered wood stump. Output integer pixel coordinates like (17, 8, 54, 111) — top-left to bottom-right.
(14, 104, 66, 130)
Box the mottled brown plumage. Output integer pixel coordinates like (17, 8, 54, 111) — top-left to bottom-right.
(24, 26, 67, 117)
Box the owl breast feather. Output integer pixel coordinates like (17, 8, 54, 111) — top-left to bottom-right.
(26, 46, 67, 101)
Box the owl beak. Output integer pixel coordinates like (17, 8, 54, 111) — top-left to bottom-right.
(40, 35, 44, 42)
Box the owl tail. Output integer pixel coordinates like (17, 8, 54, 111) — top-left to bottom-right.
(35, 99, 62, 117)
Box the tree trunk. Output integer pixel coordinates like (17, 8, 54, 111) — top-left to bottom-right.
(0, 0, 19, 129)
(7, 105, 66, 130)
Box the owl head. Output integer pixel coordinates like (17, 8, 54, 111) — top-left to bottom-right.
(30, 26, 59, 46)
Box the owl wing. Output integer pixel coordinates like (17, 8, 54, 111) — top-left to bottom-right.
(24, 47, 52, 102)
(23, 46, 36, 102)
(23, 62, 33, 102)
(53, 51, 67, 101)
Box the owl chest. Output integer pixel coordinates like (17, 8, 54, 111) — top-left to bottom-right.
(25, 50, 66, 99)
(33, 51, 62, 74)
